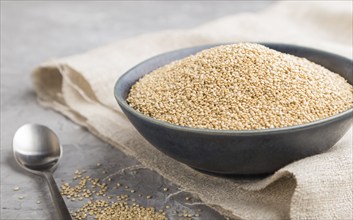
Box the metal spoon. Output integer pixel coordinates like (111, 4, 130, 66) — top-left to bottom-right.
(13, 124, 72, 220)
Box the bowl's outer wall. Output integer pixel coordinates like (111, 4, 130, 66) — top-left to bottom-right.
(115, 44, 353, 174)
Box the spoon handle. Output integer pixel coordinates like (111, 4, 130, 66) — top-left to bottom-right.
(43, 172, 72, 220)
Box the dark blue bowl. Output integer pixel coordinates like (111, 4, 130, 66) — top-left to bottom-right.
(114, 43, 353, 174)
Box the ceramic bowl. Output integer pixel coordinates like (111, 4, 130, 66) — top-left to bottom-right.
(114, 43, 353, 174)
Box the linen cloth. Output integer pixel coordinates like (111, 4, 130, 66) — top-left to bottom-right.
(32, 1, 353, 219)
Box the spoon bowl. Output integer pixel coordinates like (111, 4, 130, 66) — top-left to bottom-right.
(13, 124, 62, 173)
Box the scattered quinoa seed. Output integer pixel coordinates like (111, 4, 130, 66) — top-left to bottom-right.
(163, 187, 168, 192)
(127, 43, 353, 130)
(18, 196, 24, 200)
(13, 186, 20, 191)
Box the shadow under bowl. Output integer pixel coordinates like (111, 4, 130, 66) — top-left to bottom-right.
(114, 43, 353, 175)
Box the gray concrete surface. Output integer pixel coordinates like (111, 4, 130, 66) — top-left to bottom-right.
(1, 1, 273, 219)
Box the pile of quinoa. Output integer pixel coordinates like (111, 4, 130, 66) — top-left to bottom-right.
(60, 169, 169, 220)
(127, 43, 353, 130)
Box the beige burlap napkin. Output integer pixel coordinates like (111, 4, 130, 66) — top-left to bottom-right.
(32, 1, 352, 219)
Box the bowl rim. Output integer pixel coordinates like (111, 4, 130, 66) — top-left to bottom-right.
(114, 43, 353, 135)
